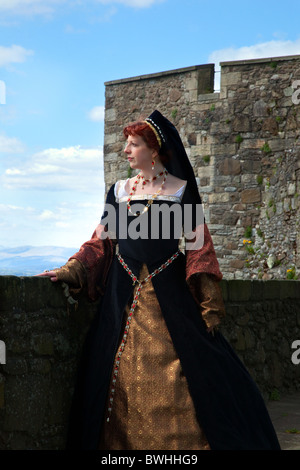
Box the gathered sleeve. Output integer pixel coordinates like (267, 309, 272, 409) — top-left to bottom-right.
(185, 223, 225, 329)
(185, 223, 223, 282)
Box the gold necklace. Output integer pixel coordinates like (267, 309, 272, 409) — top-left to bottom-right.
(127, 169, 168, 216)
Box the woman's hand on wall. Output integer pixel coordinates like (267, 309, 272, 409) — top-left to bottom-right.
(35, 271, 58, 282)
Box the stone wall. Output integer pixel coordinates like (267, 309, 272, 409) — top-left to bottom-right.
(0, 276, 299, 450)
(0, 276, 98, 450)
(103, 55, 300, 281)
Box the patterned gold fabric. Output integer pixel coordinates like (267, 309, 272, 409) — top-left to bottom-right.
(99, 264, 210, 451)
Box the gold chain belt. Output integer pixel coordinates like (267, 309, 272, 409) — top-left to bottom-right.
(106, 249, 181, 423)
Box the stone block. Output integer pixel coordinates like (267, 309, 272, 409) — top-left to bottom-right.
(263, 281, 282, 299)
(232, 114, 252, 132)
(211, 143, 236, 155)
(288, 183, 296, 195)
(105, 152, 119, 163)
(279, 280, 300, 299)
(218, 157, 241, 175)
(104, 133, 117, 145)
(185, 77, 198, 91)
(0, 276, 23, 311)
(223, 212, 239, 225)
(230, 259, 245, 269)
(189, 89, 198, 102)
(241, 188, 261, 204)
(250, 281, 265, 301)
(105, 108, 116, 121)
(197, 166, 213, 177)
(240, 138, 266, 149)
(208, 193, 230, 203)
(3, 358, 28, 375)
(196, 65, 214, 94)
(221, 72, 242, 87)
(169, 88, 182, 102)
(4, 375, 49, 434)
(0, 383, 4, 410)
(24, 277, 64, 312)
(262, 117, 279, 135)
(30, 333, 54, 356)
(190, 145, 203, 158)
(284, 86, 293, 97)
(234, 328, 246, 351)
(29, 358, 52, 375)
(228, 280, 252, 301)
(219, 280, 228, 301)
(268, 138, 285, 152)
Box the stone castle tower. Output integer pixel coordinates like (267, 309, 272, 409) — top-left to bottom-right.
(102, 55, 300, 281)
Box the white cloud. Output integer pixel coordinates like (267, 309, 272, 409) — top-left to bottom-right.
(0, 203, 29, 212)
(55, 221, 69, 228)
(38, 209, 56, 220)
(0, 199, 104, 248)
(0, 0, 65, 16)
(95, 0, 164, 6)
(0, 44, 34, 68)
(209, 39, 300, 68)
(87, 105, 105, 122)
(0, 0, 163, 17)
(209, 38, 300, 91)
(64, 24, 87, 34)
(2, 145, 104, 192)
(5, 168, 23, 175)
(0, 133, 25, 153)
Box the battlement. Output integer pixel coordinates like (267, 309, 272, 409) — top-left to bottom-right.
(103, 55, 300, 281)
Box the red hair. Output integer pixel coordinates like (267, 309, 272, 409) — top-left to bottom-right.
(123, 121, 171, 165)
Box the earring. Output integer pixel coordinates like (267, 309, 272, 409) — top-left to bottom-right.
(152, 159, 155, 170)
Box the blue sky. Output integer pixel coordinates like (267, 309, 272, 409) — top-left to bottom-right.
(0, 0, 300, 250)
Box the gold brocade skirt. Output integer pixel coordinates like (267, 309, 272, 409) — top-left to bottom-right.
(99, 264, 210, 450)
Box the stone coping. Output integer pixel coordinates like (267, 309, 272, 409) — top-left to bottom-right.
(220, 54, 300, 67)
(104, 54, 300, 87)
(104, 63, 214, 86)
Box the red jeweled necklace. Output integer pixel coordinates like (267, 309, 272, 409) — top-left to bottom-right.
(127, 168, 168, 216)
(140, 169, 167, 188)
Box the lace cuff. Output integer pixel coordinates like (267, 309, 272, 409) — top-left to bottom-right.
(188, 272, 225, 329)
(54, 258, 86, 292)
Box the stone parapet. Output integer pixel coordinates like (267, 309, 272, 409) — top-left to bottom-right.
(0, 276, 299, 449)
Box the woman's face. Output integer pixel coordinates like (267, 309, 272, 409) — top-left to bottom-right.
(124, 134, 157, 171)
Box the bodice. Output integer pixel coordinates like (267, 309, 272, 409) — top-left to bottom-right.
(114, 179, 186, 264)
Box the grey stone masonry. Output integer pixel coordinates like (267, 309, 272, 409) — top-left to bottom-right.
(0, 276, 299, 449)
(103, 56, 300, 281)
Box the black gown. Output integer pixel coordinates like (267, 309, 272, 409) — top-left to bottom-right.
(66, 184, 281, 451)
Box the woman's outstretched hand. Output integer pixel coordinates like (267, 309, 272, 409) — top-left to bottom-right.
(35, 271, 58, 282)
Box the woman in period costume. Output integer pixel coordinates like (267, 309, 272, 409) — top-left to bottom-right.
(39, 110, 280, 450)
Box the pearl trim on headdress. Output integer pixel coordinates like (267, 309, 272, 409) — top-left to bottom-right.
(144, 118, 166, 148)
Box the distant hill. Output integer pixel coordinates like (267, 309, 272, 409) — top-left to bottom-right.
(0, 245, 79, 276)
